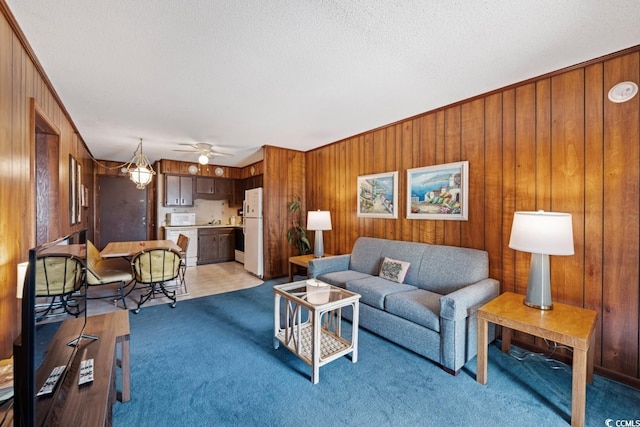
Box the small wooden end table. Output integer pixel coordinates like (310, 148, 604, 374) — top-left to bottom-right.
(476, 292, 597, 427)
(288, 254, 333, 281)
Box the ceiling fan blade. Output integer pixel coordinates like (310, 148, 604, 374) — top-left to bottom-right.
(209, 151, 233, 157)
(172, 149, 198, 153)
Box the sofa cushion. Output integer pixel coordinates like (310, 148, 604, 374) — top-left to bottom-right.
(346, 276, 417, 309)
(416, 245, 489, 294)
(379, 257, 410, 283)
(385, 289, 441, 332)
(349, 237, 387, 275)
(379, 240, 429, 286)
(317, 270, 372, 288)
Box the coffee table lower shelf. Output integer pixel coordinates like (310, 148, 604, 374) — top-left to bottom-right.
(276, 323, 352, 364)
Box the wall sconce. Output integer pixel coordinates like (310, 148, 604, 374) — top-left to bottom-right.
(307, 210, 332, 258)
(508, 210, 574, 309)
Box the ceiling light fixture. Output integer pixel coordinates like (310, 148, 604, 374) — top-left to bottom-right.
(198, 153, 209, 165)
(608, 81, 638, 103)
(124, 138, 156, 189)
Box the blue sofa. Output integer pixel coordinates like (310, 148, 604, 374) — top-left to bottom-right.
(308, 237, 499, 374)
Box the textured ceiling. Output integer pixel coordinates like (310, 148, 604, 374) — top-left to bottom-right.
(6, 1, 640, 167)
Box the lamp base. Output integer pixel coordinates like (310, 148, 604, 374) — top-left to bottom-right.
(524, 253, 553, 310)
(313, 230, 324, 258)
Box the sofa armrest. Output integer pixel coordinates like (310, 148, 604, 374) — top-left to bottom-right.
(308, 254, 351, 278)
(440, 278, 500, 321)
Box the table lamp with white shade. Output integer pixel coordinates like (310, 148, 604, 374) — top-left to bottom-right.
(17, 261, 29, 299)
(307, 210, 332, 258)
(508, 210, 574, 310)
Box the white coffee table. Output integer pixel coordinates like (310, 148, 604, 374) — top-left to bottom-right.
(273, 280, 360, 384)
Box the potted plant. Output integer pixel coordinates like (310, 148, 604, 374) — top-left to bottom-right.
(286, 194, 311, 255)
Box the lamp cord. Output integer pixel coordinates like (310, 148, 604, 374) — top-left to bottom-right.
(499, 339, 573, 372)
(85, 139, 152, 172)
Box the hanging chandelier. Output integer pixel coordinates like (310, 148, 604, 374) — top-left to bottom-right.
(124, 138, 156, 189)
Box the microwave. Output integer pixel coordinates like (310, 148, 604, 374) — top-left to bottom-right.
(166, 213, 196, 226)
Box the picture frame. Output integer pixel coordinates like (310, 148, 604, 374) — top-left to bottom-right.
(69, 155, 77, 225)
(81, 185, 89, 208)
(406, 161, 469, 220)
(76, 161, 82, 223)
(357, 171, 398, 218)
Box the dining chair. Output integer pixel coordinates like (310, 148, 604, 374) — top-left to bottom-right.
(130, 248, 182, 313)
(35, 254, 85, 319)
(85, 240, 134, 309)
(176, 233, 190, 293)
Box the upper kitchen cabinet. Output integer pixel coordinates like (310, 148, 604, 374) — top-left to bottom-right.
(165, 175, 193, 206)
(245, 174, 263, 190)
(232, 179, 244, 206)
(195, 177, 234, 200)
(215, 178, 233, 195)
(195, 177, 215, 194)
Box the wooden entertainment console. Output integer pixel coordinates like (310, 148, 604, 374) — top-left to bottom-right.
(36, 310, 130, 426)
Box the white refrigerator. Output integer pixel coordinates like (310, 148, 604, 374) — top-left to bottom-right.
(243, 187, 263, 278)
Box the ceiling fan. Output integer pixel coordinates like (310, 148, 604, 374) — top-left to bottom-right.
(173, 143, 232, 165)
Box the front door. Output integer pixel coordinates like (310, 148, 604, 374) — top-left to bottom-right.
(98, 175, 148, 248)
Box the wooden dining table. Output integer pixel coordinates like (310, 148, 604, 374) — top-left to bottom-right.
(38, 243, 86, 258)
(100, 240, 181, 258)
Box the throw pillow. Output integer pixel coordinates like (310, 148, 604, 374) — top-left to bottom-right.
(379, 257, 410, 283)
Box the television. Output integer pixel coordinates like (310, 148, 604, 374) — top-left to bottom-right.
(13, 229, 88, 427)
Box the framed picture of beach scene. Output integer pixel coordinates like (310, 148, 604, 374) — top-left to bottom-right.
(406, 161, 469, 220)
(357, 171, 398, 218)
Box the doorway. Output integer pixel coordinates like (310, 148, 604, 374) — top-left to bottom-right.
(98, 175, 148, 248)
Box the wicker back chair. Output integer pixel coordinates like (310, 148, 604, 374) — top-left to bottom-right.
(131, 248, 182, 313)
(35, 255, 85, 319)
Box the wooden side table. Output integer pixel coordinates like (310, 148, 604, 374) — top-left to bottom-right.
(288, 254, 332, 281)
(476, 292, 597, 427)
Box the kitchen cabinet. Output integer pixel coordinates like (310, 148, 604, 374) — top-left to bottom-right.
(215, 178, 233, 195)
(232, 174, 263, 206)
(194, 177, 234, 200)
(197, 227, 235, 264)
(245, 174, 263, 191)
(232, 179, 244, 206)
(195, 177, 215, 194)
(165, 175, 193, 206)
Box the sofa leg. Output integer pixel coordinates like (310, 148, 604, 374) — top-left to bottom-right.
(440, 365, 459, 376)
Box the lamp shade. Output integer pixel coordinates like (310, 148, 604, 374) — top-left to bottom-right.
(129, 166, 154, 189)
(307, 210, 332, 231)
(17, 261, 28, 299)
(509, 211, 574, 255)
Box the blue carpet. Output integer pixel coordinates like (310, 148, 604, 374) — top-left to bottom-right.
(112, 279, 640, 426)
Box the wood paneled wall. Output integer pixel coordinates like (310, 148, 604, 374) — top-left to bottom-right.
(0, 3, 94, 357)
(262, 145, 306, 279)
(305, 50, 640, 384)
(2, 0, 639, 386)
